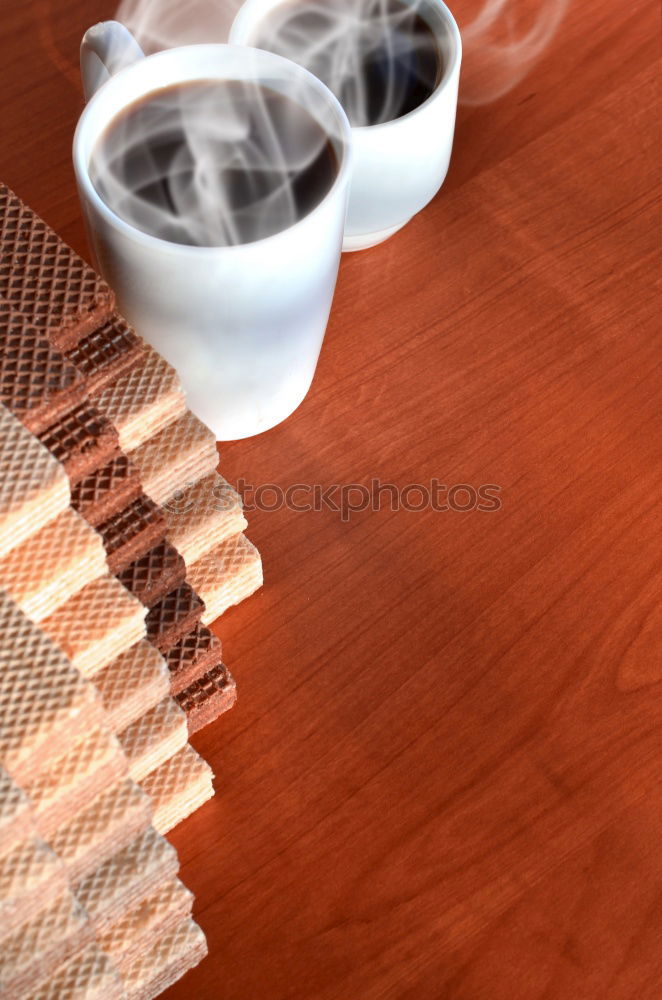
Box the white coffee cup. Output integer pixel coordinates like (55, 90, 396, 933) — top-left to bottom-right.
(230, 0, 462, 251)
(74, 23, 352, 440)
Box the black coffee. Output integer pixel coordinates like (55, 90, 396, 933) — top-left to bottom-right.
(91, 79, 338, 247)
(253, 0, 442, 127)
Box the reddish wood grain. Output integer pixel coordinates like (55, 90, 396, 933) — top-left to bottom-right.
(2, 1, 660, 997)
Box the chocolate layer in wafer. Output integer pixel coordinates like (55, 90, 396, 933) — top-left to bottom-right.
(176, 663, 237, 735)
(117, 539, 186, 608)
(38, 399, 120, 483)
(0, 183, 114, 348)
(0, 301, 86, 433)
(145, 583, 205, 652)
(65, 314, 145, 396)
(99, 494, 166, 574)
(164, 622, 223, 696)
(70, 453, 142, 526)
(0, 405, 70, 558)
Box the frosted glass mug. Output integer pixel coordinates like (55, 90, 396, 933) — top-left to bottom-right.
(74, 25, 352, 440)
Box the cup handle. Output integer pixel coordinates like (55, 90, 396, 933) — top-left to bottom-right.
(80, 21, 145, 102)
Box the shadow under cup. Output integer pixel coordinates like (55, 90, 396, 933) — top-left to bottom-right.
(74, 45, 352, 440)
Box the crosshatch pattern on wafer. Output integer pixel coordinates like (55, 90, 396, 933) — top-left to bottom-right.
(65, 314, 145, 396)
(140, 744, 214, 834)
(70, 454, 142, 526)
(187, 532, 263, 625)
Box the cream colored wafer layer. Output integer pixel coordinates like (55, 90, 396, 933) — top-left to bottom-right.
(74, 826, 179, 933)
(0, 835, 68, 938)
(0, 589, 102, 785)
(0, 767, 32, 860)
(122, 917, 207, 1000)
(50, 779, 152, 884)
(0, 890, 92, 997)
(97, 878, 193, 973)
(0, 507, 106, 622)
(187, 532, 263, 625)
(164, 472, 247, 566)
(0, 406, 70, 559)
(95, 641, 170, 734)
(129, 410, 218, 506)
(119, 697, 188, 783)
(92, 349, 186, 452)
(25, 727, 126, 840)
(41, 575, 146, 677)
(26, 943, 123, 1000)
(140, 744, 214, 835)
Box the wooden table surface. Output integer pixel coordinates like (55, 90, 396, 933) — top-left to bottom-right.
(3, 1, 660, 997)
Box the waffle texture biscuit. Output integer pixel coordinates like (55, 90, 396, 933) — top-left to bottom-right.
(187, 532, 263, 625)
(129, 410, 218, 505)
(0, 890, 93, 997)
(50, 779, 152, 883)
(117, 539, 186, 609)
(99, 494, 166, 574)
(0, 183, 114, 347)
(70, 454, 142, 527)
(163, 472, 247, 566)
(164, 622, 223, 696)
(94, 641, 170, 734)
(97, 878, 193, 973)
(65, 314, 145, 396)
(26, 943, 123, 1000)
(75, 826, 179, 932)
(0, 302, 86, 434)
(0, 406, 69, 558)
(0, 835, 68, 936)
(93, 348, 186, 452)
(0, 767, 32, 859)
(176, 663, 237, 735)
(122, 917, 207, 1000)
(119, 697, 188, 783)
(38, 400, 120, 484)
(0, 506, 106, 622)
(0, 589, 102, 783)
(41, 574, 146, 677)
(141, 744, 214, 834)
(145, 582, 205, 652)
(26, 727, 126, 840)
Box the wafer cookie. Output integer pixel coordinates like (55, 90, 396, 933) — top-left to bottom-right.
(0, 406, 69, 558)
(187, 532, 263, 624)
(26, 943, 123, 1000)
(94, 641, 170, 734)
(37, 400, 120, 484)
(141, 744, 214, 834)
(164, 622, 223, 696)
(163, 471, 247, 566)
(97, 878, 193, 974)
(129, 410, 218, 505)
(0, 506, 106, 622)
(75, 826, 179, 932)
(117, 539, 186, 608)
(98, 493, 166, 574)
(41, 574, 146, 677)
(0, 890, 92, 997)
(119, 698, 188, 783)
(0, 589, 102, 784)
(0, 767, 31, 860)
(65, 314, 145, 396)
(50, 779, 152, 883)
(0, 835, 68, 937)
(70, 453, 142, 527)
(0, 302, 86, 434)
(145, 582, 205, 652)
(0, 183, 114, 347)
(25, 727, 126, 840)
(176, 663, 237, 735)
(122, 917, 207, 1000)
(92, 348, 186, 451)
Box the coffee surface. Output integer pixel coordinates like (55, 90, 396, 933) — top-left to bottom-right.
(91, 79, 338, 247)
(252, 0, 442, 127)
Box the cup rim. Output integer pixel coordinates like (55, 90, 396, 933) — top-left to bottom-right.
(229, 0, 462, 133)
(73, 42, 353, 256)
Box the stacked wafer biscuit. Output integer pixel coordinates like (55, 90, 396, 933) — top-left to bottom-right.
(0, 182, 262, 995)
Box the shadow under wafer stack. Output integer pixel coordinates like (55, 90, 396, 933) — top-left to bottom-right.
(0, 185, 222, 997)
